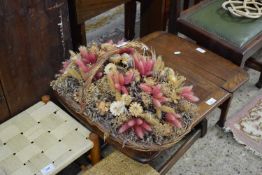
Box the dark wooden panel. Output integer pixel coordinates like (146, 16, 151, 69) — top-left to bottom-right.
(0, 0, 72, 116)
(75, 0, 130, 24)
(0, 81, 10, 123)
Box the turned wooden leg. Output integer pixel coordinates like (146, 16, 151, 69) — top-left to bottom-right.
(89, 133, 101, 165)
(256, 72, 262, 89)
(124, 1, 136, 40)
(217, 95, 233, 127)
(41, 95, 50, 104)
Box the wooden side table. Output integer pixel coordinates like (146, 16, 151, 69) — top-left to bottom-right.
(0, 99, 96, 175)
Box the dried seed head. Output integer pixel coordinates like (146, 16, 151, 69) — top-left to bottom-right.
(121, 94, 132, 106)
(129, 102, 143, 117)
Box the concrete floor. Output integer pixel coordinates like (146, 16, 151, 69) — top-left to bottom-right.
(84, 5, 262, 175)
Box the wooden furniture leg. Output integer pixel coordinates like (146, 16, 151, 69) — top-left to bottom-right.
(41, 95, 50, 104)
(125, 1, 137, 40)
(89, 133, 101, 165)
(245, 57, 262, 89)
(198, 118, 207, 137)
(217, 95, 233, 127)
(255, 73, 262, 88)
(157, 118, 207, 175)
(168, 0, 182, 34)
(68, 0, 87, 50)
(140, 0, 167, 37)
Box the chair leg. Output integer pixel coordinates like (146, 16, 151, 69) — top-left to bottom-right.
(89, 133, 101, 165)
(124, 1, 137, 40)
(217, 95, 233, 128)
(168, 0, 182, 34)
(256, 72, 262, 89)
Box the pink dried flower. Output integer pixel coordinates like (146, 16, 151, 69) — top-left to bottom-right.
(75, 59, 90, 73)
(94, 71, 103, 80)
(79, 46, 97, 64)
(180, 86, 199, 102)
(118, 118, 152, 139)
(119, 47, 135, 55)
(139, 84, 168, 108)
(110, 71, 134, 94)
(134, 56, 154, 76)
(165, 113, 182, 128)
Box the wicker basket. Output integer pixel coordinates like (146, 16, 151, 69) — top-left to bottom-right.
(52, 43, 198, 162)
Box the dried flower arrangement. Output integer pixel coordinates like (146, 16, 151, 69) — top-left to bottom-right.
(51, 40, 199, 148)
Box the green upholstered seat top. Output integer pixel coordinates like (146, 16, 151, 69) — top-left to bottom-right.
(180, 0, 262, 48)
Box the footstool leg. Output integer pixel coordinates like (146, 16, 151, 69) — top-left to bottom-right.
(89, 133, 101, 165)
(256, 72, 262, 89)
(41, 95, 50, 104)
(217, 95, 233, 127)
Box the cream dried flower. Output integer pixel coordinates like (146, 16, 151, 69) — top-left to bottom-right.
(110, 101, 126, 116)
(73, 89, 81, 102)
(96, 101, 109, 115)
(109, 54, 122, 64)
(141, 92, 152, 107)
(101, 43, 116, 51)
(144, 77, 157, 86)
(129, 69, 140, 82)
(104, 63, 117, 75)
(121, 94, 132, 105)
(121, 53, 132, 66)
(129, 102, 143, 117)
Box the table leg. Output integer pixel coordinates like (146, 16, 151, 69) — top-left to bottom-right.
(198, 118, 208, 137)
(217, 95, 233, 127)
(157, 119, 207, 175)
(89, 133, 101, 165)
(256, 73, 262, 88)
(140, 0, 167, 37)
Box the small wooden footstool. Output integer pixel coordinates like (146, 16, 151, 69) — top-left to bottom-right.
(0, 100, 94, 175)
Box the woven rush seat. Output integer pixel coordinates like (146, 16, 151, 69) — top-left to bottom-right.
(0, 101, 93, 175)
(84, 151, 159, 175)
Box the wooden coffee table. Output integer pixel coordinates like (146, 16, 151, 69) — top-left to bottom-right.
(55, 32, 248, 174)
(139, 32, 248, 174)
(142, 32, 249, 128)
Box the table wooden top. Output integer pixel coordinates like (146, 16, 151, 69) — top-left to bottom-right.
(142, 32, 249, 93)
(141, 32, 239, 127)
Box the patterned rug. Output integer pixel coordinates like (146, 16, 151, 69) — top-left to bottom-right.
(225, 94, 262, 156)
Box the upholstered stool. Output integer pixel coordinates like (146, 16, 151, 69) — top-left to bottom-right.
(169, 0, 262, 87)
(83, 151, 159, 175)
(0, 100, 94, 175)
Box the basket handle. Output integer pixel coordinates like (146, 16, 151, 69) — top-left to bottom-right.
(79, 49, 120, 113)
